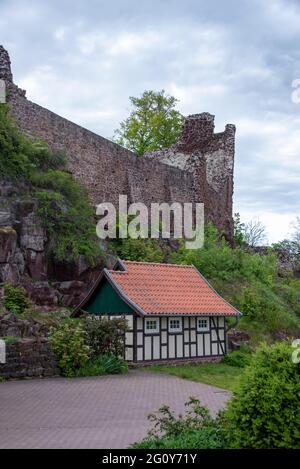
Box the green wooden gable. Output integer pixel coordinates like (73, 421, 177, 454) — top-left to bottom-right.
(83, 278, 134, 315)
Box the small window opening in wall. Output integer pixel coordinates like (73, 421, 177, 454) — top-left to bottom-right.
(197, 317, 209, 332)
(168, 317, 182, 332)
(145, 318, 159, 334)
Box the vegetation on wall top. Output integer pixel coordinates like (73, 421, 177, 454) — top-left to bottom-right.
(114, 90, 184, 155)
(0, 104, 100, 264)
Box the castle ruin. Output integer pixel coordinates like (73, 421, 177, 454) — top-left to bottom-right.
(0, 46, 236, 240)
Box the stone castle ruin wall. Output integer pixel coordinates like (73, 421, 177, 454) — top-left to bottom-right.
(0, 46, 235, 240)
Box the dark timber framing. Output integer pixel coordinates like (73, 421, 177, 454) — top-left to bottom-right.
(130, 314, 226, 363)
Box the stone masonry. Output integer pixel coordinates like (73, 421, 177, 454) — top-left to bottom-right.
(0, 338, 59, 379)
(0, 45, 236, 240)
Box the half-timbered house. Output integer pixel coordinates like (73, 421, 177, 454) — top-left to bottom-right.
(73, 259, 241, 363)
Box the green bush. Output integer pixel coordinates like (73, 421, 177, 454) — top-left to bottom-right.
(170, 224, 300, 341)
(222, 347, 252, 368)
(34, 171, 100, 264)
(133, 427, 224, 449)
(3, 283, 30, 315)
(2, 336, 21, 345)
(0, 105, 31, 178)
(132, 397, 225, 449)
(27, 141, 66, 172)
(49, 321, 90, 377)
(75, 355, 128, 377)
(81, 315, 128, 358)
(223, 341, 300, 448)
(171, 224, 276, 285)
(235, 283, 299, 334)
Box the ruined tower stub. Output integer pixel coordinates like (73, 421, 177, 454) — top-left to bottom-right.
(0, 45, 13, 83)
(146, 113, 236, 192)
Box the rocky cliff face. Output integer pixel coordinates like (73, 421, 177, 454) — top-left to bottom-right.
(0, 179, 101, 306)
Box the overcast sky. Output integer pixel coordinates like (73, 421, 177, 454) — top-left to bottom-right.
(1, 0, 299, 243)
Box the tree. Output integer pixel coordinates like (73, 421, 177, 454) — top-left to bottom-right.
(243, 219, 267, 247)
(114, 90, 184, 156)
(233, 213, 246, 246)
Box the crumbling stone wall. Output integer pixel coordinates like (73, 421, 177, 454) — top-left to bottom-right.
(146, 113, 235, 237)
(0, 46, 235, 240)
(0, 338, 59, 379)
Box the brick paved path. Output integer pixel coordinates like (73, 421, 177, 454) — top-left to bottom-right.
(0, 371, 229, 448)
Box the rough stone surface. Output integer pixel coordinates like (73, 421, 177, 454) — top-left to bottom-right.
(0, 192, 47, 283)
(24, 281, 60, 306)
(0, 371, 230, 449)
(53, 280, 86, 306)
(146, 114, 235, 238)
(0, 227, 17, 263)
(227, 328, 250, 350)
(0, 180, 97, 303)
(0, 46, 235, 242)
(247, 245, 300, 277)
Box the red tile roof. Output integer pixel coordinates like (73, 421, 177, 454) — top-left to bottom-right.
(106, 260, 240, 316)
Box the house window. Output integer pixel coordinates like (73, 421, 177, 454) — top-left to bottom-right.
(168, 318, 182, 333)
(145, 318, 159, 334)
(197, 317, 209, 332)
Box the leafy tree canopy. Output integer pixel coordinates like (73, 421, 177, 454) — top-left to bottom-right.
(114, 90, 184, 156)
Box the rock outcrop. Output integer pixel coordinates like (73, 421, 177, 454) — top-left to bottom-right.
(0, 180, 100, 306)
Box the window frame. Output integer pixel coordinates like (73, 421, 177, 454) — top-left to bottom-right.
(168, 317, 182, 333)
(144, 318, 160, 334)
(197, 317, 210, 332)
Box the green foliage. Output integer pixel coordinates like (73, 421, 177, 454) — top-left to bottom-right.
(81, 315, 128, 358)
(235, 282, 299, 334)
(114, 90, 184, 156)
(27, 141, 66, 172)
(0, 107, 100, 265)
(2, 336, 21, 344)
(233, 212, 246, 247)
(34, 171, 100, 263)
(110, 236, 167, 262)
(3, 283, 30, 315)
(49, 321, 90, 377)
(171, 224, 276, 284)
(223, 342, 300, 448)
(75, 355, 128, 377)
(49, 317, 128, 377)
(133, 427, 224, 449)
(222, 347, 252, 368)
(133, 397, 225, 449)
(170, 223, 300, 340)
(0, 105, 32, 178)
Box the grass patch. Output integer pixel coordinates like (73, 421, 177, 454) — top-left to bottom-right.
(147, 362, 244, 392)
